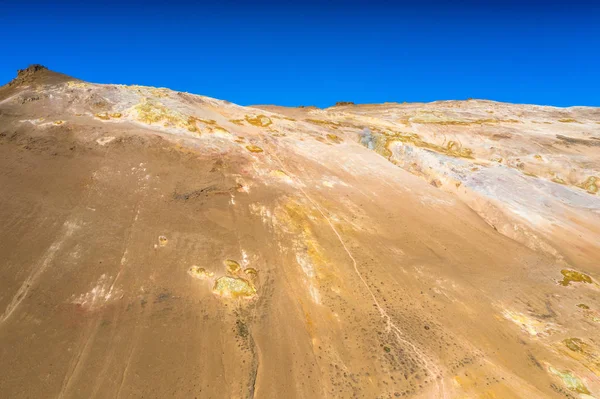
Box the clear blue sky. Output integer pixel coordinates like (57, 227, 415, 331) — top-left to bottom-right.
(1, 0, 599, 107)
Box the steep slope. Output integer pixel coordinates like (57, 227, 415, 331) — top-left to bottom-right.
(0, 66, 599, 398)
(256, 101, 600, 266)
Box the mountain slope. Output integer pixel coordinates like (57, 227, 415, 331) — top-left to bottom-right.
(0, 66, 599, 398)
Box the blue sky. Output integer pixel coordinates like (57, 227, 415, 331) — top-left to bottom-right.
(1, 0, 599, 107)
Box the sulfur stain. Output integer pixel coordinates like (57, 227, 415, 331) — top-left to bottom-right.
(95, 112, 111, 120)
(188, 266, 214, 280)
(548, 367, 591, 394)
(299, 300, 316, 340)
(326, 133, 343, 144)
(269, 169, 294, 184)
(53, 120, 64, 125)
(564, 338, 586, 353)
(246, 145, 264, 153)
(158, 236, 168, 247)
(502, 309, 556, 336)
(244, 268, 257, 277)
(213, 276, 256, 299)
(446, 140, 473, 158)
(276, 199, 339, 299)
(245, 114, 272, 127)
(211, 126, 229, 135)
(583, 310, 600, 323)
(409, 114, 519, 125)
(578, 176, 598, 194)
(366, 129, 474, 160)
(134, 98, 199, 132)
(224, 259, 241, 275)
(150, 88, 170, 98)
(306, 119, 340, 129)
(559, 338, 600, 376)
(94, 112, 122, 121)
(559, 269, 593, 286)
(270, 169, 289, 178)
(67, 81, 88, 88)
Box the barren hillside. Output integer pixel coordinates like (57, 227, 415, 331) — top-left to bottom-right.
(0, 65, 599, 398)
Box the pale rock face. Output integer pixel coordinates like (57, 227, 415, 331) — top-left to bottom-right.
(258, 101, 600, 264)
(0, 67, 599, 398)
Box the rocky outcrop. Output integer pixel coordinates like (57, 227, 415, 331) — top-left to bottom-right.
(3, 63, 74, 90)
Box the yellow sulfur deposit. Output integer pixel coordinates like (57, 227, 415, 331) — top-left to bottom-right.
(559, 269, 593, 286)
(213, 276, 256, 298)
(578, 176, 598, 194)
(188, 266, 214, 280)
(246, 145, 264, 153)
(245, 114, 272, 127)
(134, 98, 199, 132)
(224, 259, 241, 275)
